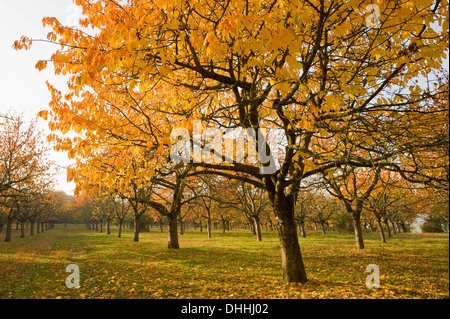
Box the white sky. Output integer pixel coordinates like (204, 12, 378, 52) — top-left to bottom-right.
(0, 0, 80, 195)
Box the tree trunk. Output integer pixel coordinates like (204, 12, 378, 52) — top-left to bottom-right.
(133, 215, 140, 242)
(159, 216, 164, 233)
(298, 219, 306, 238)
(254, 216, 262, 242)
(167, 213, 179, 249)
(391, 220, 397, 234)
(20, 222, 25, 238)
(30, 221, 34, 236)
(106, 219, 111, 235)
(377, 216, 386, 243)
(274, 194, 307, 283)
(5, 218, 12, 242)
(41, 222, 45, 233)
(352, 212, 365, 249)
(320, 221, 326, 235)
(207, 211, 212, 238)
(179, 216, 184, 235)
(384, 218, 392, 237)
(118, 220, 123, 238)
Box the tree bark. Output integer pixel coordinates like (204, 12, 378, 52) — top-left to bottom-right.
(179, 215, 184, 235)
(133, 215, 140, 242)
(384, 218, 392, 237)
(4, 218, 12, 242)
(20, 222, 25, 238)
(298, 219, 307, 238)
(167, 213, 179, 249)
(118, 220, 123, 238)
(207, 210, 212, 238)
(352, 213, 365, 249)
(320, 221, 326, 235)
(254, 216, 262, 242)
(273, 194, 308, 283)
(30, 221, 34, 236)
(377, 216, 386, 243)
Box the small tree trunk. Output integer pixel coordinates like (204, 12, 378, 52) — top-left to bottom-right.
(254, 217, 262, 242)
(20, 222, 25, 238)
(5, 218, 12, 242)
(41, 222, 45, 233)
(106, 219, 111, 235)
(377, 216, 386, 243)
(299, 220, 307, 238)
(30, 221, 34, 236)
(118, 220, 123, 238)
(391, 220, 397, 234)
(133, 216, 140, 242)
(320, 221, 326, 235)
(159, 216, 164, 233)
(384, 218, 392, 237)
(167, 213, 179, 249)
(207, 211, 212, 238)
(179, 216, 184, 235)
(352, 212, 365, 249)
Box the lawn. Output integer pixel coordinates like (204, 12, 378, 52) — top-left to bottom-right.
(0, 225, 448, 299)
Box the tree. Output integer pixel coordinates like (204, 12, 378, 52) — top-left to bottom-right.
(16, 0, 449, 283)
(307, 192, 339, 235)
(322, 165, 382, 249)
(232, 181, 271, 241)
(0, 112, 52, 242)
(113, 196, 131, 238)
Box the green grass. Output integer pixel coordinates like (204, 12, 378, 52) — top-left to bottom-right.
(0, 225, 448, 299)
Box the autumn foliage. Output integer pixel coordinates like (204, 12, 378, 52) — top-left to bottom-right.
(13, 0, 449, 283)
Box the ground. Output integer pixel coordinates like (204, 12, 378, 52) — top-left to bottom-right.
(0, 225, 448, 299)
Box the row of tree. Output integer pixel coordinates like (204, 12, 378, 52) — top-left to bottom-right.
(0, 112, 76, 241)
(14, 0, 449, 283)
(74, 172, 447, 244)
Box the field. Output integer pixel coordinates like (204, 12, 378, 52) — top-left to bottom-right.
(0, 225, 448, 299)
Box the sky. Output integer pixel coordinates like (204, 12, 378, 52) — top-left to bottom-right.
(0, 0, 81, 195)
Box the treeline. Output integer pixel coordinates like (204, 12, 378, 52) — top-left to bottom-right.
(72, 174, 448, 245)
(0, 112, 76, 242)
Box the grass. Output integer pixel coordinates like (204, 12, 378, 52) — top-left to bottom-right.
(0, 225, 448, 299)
